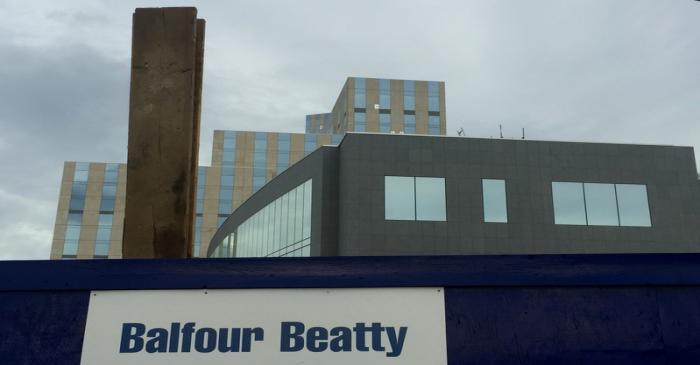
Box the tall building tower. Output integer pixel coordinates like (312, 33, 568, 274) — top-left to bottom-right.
(49, 77, 448, 259)
(331, 77, 446, 135)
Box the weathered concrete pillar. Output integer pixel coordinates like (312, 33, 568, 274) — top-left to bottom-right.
(122, 7, 205, 258)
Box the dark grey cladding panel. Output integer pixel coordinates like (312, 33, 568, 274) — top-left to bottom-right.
(207, 146, 340, 257)
(337, 133, 700, 256)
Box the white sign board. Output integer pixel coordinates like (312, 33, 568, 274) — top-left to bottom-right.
(81, 288, 447, 365)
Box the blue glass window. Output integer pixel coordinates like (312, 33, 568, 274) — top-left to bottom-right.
(221, 175, 234, 187)
(219, 187, 233, 201)
(196, 167, 206, 215)
(276, 133, 291, 174)
(354, 78, 366, 108)
(218, 200, 232, 215)
(552, 182, 587, 225)
(94, 213, 112, 258)
(252, 132, 267, 192)
(99, 196, 115, 212)
(67, 213, 82, 226)
(385, 176, 415, 220)
(379, 79, 390, 109)
(100, 165, 117, 213)
(304, 134, 316, 156)
(404, 115, 416, 134)
(415, 177, 447, 221)
(355, 112, 366, 132)
(428, 115, 440, 135)
(63, 208, 83, 257)
(616, 184, 651, 227)
(74, 162, 89, 182)
(403, 80, 415, 111)
(104, 163, 119, 183)
(584, 183, 619, 226)
(552, 182, 651, 227)
(385, 176, 446, 221)
(379, 114, 391, 133)
(222, 131, 236, 165)
(69, 162, 90, 212)
(482, 179, 508, 223)
(428, 81, 439, 112)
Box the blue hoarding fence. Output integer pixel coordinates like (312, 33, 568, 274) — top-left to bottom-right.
(2, 254, 700, 364)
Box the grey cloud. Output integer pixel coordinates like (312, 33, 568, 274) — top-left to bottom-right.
(0, 41, 129, 259)
(0, 0, 698, 259)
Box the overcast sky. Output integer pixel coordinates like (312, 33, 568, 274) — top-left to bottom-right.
(0, 0, 698, 260)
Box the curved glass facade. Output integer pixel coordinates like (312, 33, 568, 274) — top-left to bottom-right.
(210, 179, 312, 258)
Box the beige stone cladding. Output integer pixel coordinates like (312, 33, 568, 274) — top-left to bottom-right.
(50, 162, 75, 259)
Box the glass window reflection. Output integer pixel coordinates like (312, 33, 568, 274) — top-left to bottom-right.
(385, 176, 415, 220)
(616, 184, 651, 227)
(415, 177, 446, 221)
(584, 183, 619, 226)
(222, 179, 312, 258)
(552, 182, 587, 225)
(483, 179, 508, 223)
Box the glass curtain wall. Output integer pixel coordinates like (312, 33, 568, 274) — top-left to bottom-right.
(215, 179, 312, 258)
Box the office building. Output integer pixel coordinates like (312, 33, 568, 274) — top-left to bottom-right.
(49, 77, 447, 259)
(208, 133, 700, 257)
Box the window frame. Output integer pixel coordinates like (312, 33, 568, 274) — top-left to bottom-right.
(385, 176, 447, 222)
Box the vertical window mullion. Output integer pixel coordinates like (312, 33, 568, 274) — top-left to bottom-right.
(614, 184, 621, 226)
(582, 182, 589, 226)
(414, 177, 418, 220)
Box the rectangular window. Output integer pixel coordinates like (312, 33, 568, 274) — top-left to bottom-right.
(428, 81, 440, 112)
(379, 114, 391, 133)
(304, 134, 316, 156)
(385, 176, 416, 220)
(552, 182, 587, 225)
(218, 200, 232, 215)
(553, 182, 652, 227)
(74, 162, 90, 182)
(403, 80, 415, 111)
(385, 176, 446, 221)
(616, 184, 651, 227)
(584, 183, 619, 226)
(379, 79, 390, 109)
(404, 115, 416, 134)
(415, 177, 447, 221)
(428, 115, 440, 135)
(354, 77, 366, 108)
(482, 179, 508, 223)
(252, 132, 267, 192)
(355, 112, 366, 132)
(94, 213, 112, 258)
(222, 131, 236, 165)
(104, 163, 119, 183)
(276, 133, 291, 174)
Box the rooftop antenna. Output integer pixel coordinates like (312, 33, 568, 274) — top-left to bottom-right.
(522, 128, 525, 140)
(499, 124, 503, 139)
(457, 127, 465, 136)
